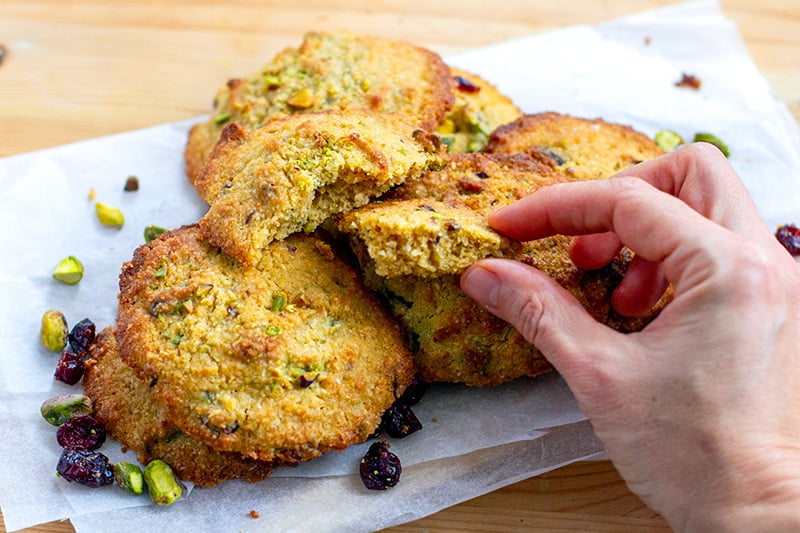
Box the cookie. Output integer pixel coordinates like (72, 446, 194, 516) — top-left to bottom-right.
(185, 31, 454, 183)
(196, 111, 444, 265)
(115, 225, 415, 463)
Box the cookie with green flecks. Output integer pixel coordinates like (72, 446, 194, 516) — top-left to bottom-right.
(184, 30, 455, 185)
(115, 225, 415, 464)
(196, 110, 444, 265)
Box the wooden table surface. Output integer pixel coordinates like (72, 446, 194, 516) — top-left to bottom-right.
(1, 1, 798, 531)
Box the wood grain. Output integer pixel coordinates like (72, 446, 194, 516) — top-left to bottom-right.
(0, 1, 797, 531)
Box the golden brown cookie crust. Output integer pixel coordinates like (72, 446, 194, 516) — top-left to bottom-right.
(483, 111, 664, 180)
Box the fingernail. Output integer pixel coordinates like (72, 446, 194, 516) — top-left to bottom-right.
(461, 266, 500, 307)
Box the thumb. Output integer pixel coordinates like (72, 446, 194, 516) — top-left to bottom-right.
(460, 258, 621, 379)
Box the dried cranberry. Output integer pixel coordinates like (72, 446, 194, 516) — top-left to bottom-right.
(56, 448, 114, 487)
(56, 415, 106, 450)
(68, 318, 96, 355)
(398, 376, 427, 406)
(453, 75, 480, 93)
(380, 402, 422, 438)
(54, 350, 84, 385)
(359, 441, 401, 490)
(775, 224, 800, 256)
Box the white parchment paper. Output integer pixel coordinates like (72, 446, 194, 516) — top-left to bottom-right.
(2, 0, 800, 531)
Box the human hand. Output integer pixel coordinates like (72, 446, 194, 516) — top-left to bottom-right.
(460, 143, 800, 531)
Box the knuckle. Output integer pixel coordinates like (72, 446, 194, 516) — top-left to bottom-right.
(515, 292, 547, 345)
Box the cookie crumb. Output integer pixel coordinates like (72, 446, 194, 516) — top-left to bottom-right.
(124, 175, 139, 191)
(675, 72, 701, 90)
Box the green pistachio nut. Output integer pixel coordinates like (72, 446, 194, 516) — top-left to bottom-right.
(95, 202, 125, 227)
(114, 462, 145, 495)
(693, 132, 730, 158)
(41, 309, 68, 352)
(144, 459, 183, 506)
(213, 113, 232, 125)
(40, 394, 93, 426)
(655, 129, 684, 152)
(52, 256, 84, 285)
(143, 225, 167, 243)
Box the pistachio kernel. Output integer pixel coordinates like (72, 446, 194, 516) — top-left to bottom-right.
(41, 309, 68, 352)
(144, 459, 183, 506)
(214, 113, 232, 125)
(693, 132, 730, 158)
(287, 88, 314, 109)
(40, 393, 93, 426)
(52, 256, 84, 285)
(143, 225, 167, 243)
(95, 202, 125, 227)
(114, 462, 145, 495)
(655, 129, 684, 152)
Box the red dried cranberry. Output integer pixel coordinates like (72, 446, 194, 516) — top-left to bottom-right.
(68, 318, 96, 356)
(380, 402, 422, 438)
(55, 350, 84, 385)
(359, 441, 401, 490)
(56, 415, 106, 450)
(775, 224, 800, 256)
(398, 376, 427, 406)
(453, 75, 480, 93)
(56, 448, 114, 487)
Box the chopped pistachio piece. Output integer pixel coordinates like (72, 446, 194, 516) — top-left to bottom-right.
(655, 129, 684, 152)
(262, 74, 280, 88)
(693, 132, 730, 158)
(144, 225, 167, 243)
(95, 202, 125, 227)
(287, 88, 314, 109)
(436, 118, 456, 135)
(144, 459, 183, 506)
(41, 309, 68, 352)
(214, 113, 232, 125)
(40, 393, 93, 426)
(52, 256, 84, 285)
(271, 292, 287, 313)
(114, 462, 145, 495)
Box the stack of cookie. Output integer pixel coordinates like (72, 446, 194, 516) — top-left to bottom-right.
(84, 31, 667, 488)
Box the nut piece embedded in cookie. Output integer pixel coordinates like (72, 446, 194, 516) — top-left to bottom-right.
(197, 111, 445, 265)
(336, 199, 520, 278)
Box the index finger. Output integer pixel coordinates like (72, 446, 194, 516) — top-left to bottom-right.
(612, 142, 764, 237)
(488, 175, 739, 289)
